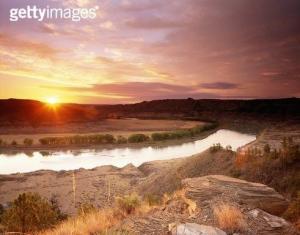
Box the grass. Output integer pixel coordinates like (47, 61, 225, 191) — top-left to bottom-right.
(40, 209, 119, 235)
(234, 138, 300, 198)
(1, 121, 217, 149)
(116, 193, 141, 216)
(213, 203, 247, 233)
(162, 189, 197, 216)
(40, 193, 154, 235)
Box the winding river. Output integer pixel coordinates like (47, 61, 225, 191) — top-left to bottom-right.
(0, 129, 255, 174)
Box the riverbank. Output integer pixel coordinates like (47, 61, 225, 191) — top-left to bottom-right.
(0, 121, 217, 154)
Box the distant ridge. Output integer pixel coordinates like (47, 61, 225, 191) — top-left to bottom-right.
(0, 98, 299, 126)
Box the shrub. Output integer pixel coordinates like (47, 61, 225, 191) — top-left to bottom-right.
(49, 194, 68, 221)
(151, 132, 169, 141)
(1, 192, 62, 233)
(117, 135, 127, 144)
(103, 134, 116, 144)
(226, 145, 232, 151)
(144, 194, 161, 206)
(128, 134, 149, 143)
(11, 140, 17, 146)
(23, 138, 34, 146)
(78, 202, 97, 216)
(39, 134, 116, 146)
(284, 192, 300, 222)
(213, 203, 247, 233)
(116, 193, 141, 215)
(209, 143, 222, 153)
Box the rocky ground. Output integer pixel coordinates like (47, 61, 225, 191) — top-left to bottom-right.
(117, 175, 298, 235)
(0, 150, 299, 234)
(242, 122, 300, 151)
(0, 150, 235, 214)
(0, 124, 299, 234)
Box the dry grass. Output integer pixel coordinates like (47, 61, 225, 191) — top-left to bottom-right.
(40, 209, 118, 235)
(213, 203, 247, 233)
(40, 193, 154, 235)
(234, 153, 250, 168)
(163, 189, 197, 216)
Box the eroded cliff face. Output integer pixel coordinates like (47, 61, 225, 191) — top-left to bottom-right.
(118, 175, 296, 235)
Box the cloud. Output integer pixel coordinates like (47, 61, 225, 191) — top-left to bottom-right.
(0, 33, 60, 58)
(120, 0, 165, 12)
(125, 16, 182, 30)
(40, 23, 58, 35)
(44, 82, 220, 102)
(100, 21, 116, 30)
(52, 0, 97, 7)
(1, 0, 300, 102)
(200, 82, 239, 90)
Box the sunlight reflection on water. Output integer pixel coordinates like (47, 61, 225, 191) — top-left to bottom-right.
(0, 129, 255, 174)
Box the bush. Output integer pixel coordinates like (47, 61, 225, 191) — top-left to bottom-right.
(151, 132, 168, 141)
(1, 192, 63, 233)
(209, 143, 222, 153)
(23, 138, 33, 146)
(128, 134, 149, 143)
(11, 140, 17, 146)
(213, 203, 247, 233)
(144, 194, 161, 206)
(49, 194, 68, 221)
(39, 134, 116, 146)
(117, 135, 127, 144)
(226, 145, 232, 151)
(283, 192, 300, 222)
(116, 193, 141, 215)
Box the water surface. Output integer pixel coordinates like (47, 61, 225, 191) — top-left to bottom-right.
(0, 129, 255, 174)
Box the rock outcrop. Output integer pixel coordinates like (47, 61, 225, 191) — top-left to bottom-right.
(118, 175, 296, 235)
(182, 175, 289, 216)
(170, 223, 227, 235)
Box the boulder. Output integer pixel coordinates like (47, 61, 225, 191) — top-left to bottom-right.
(170, 223, 227, 235)
(182, 175, 288, 216)
(248, 209, 289, 228)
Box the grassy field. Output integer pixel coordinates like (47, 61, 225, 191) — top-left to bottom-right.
(0, 119, 209, 150)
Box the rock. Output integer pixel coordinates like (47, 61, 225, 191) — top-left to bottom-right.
(182, 175, 288, 215)
(170, 223, 227, 235)
(248, 209, 289, 228)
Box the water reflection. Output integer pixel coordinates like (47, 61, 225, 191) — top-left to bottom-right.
(0, 129, 255, 174)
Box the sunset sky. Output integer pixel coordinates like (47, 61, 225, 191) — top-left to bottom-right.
(0, 0, 299, 104)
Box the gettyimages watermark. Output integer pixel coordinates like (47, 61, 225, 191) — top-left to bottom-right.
(9, 5, 99, 22)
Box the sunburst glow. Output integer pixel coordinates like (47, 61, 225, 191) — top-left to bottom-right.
(46, 97, 59, 105)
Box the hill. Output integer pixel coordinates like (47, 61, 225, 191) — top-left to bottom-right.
(0, 98, 299, 126)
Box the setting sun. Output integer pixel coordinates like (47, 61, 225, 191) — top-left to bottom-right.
(46, 97, 59, 105)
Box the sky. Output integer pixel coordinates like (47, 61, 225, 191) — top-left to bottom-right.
(0, 0, 299, 104)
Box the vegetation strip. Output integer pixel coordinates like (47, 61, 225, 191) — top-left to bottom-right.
(0, 122, 217, 147)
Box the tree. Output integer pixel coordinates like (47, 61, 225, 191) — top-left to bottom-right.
(1, 192, 62, 233)
(23, 138, 33, 146)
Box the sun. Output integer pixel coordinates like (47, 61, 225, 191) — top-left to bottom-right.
(46, 96, 59, 105)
